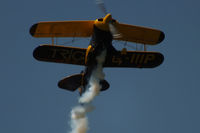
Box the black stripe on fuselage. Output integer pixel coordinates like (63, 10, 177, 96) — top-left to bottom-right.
(82, 25, 116, 91)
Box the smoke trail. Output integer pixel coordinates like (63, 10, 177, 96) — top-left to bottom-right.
(69, 50, 107, 133)
(69, 105, 95, 133)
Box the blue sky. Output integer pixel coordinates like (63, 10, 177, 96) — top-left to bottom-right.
(0, 0, 200, 133)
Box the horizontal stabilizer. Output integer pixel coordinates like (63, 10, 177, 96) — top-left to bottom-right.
(58, 74, 82, 91)
(100, 80, 110, 91)
(58, 74, 110, 93)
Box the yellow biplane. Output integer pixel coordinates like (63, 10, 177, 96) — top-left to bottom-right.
(30, 10, 164, 95)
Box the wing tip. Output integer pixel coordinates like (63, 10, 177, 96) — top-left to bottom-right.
(157, 31, 165, 44)
(155, 52, 164, 68)
(29, 23, 38, 36)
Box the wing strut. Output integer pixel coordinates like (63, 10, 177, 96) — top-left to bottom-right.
(52, 37, 55, 45)
(144, 44, 147, 51)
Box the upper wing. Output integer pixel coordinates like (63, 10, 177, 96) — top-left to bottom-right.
(104, 50, 164, 68)
(33, 44, 86, 66)
(115, 23, 165, 45)
(30, 21, 94, 37)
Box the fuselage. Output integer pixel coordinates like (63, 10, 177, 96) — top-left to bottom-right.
(81, 14, 116, 93)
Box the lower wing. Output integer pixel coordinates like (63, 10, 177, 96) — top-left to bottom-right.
(33, 44, 86, 66)
(33, 44, 164, 68)
(104, 50, 164, 68)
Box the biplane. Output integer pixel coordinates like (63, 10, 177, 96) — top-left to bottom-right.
(30, 13, 165, 95)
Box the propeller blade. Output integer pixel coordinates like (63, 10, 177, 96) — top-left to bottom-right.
(109, 23, 122, 38)
(95, 0, 107, 15)
(95, 0, 121, 38)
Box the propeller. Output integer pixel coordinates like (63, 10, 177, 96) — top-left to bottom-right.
(95, 0, 122, 38)
(108, 22, 121, 38)
(95, 0, 107, 15)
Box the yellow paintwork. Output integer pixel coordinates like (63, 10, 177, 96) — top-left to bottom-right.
(94, 13, 113, 31)
(30, 14, 163, 45)
(32, 21, 94, 37)
(85, 45, 93, 65)
(115, 23, 163, 45)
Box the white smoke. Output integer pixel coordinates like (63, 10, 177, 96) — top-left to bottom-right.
(69, 105, 95, 133)
(69, 50, 107, 133)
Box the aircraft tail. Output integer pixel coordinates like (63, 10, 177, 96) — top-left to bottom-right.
(58, 73, 109, 95)
(58, 74, 83, 92)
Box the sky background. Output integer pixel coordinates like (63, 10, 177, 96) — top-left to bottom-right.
(0, 0, 200, 133)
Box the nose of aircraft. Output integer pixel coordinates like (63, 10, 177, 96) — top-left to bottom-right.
(94, 13, 114, 31)
(103, 13, 112, 23)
